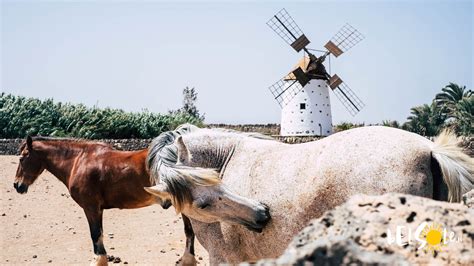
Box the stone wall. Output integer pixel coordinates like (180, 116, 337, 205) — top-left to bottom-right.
(0, 139, 23, 156)
(206, 124, 280, 136)
(0, 139, 152, 156)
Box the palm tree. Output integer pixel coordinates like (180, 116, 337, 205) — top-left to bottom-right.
(403, 103, 445, 136)
(382, 120, 400, 128)
(435, 83, 473, 135)
(451, 96, 473, 135)
(435, 83, 472, 117)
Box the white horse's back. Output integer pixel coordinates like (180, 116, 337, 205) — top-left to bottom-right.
(217, 126, 471, 260)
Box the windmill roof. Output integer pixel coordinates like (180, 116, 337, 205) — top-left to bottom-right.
(285, 56, 310, 80)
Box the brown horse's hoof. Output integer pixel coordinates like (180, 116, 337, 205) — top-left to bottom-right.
(91, 255, 108, 266)
(177, 252, 197, 266)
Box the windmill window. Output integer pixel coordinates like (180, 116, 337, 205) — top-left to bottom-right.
(318, 85, 321, 87)
(310, 111, 313, 114)
(300, 103, 306, 110)
(312, 91, 314, 93)
(319, 110, 322, 113)
(301, 119, 304, 122)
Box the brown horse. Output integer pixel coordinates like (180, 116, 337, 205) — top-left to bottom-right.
(13, 136, 197, 266)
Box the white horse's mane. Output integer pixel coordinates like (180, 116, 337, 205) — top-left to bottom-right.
(146, 123, 274, 211)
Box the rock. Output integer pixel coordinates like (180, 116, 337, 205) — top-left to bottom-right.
(32, 255, 37, 259)
(253, 193, 474, 265)
(107, 255, 115, 262)
(462, 189, 474, 208)
(113, 257, 121, 263)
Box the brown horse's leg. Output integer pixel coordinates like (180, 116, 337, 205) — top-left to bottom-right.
(178, 214, 197, 266)
(84, 208, 108, 266)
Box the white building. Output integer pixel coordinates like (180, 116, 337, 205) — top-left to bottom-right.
(280, 57, 333, 136)
(280, 79, 333, 136)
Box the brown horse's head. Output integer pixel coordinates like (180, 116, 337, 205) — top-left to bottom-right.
(14, 136, 45, 194)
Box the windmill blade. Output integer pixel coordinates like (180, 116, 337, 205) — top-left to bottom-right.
(268, 76, 305, 107)
(324, 23, 364, 57)
(329, 74, 365, 116)
(267, 8, 310, 52)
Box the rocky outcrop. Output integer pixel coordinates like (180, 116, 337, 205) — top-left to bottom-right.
(254, 193, 474, 265)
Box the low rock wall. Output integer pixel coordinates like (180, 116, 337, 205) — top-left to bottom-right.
(0, 139, 152, 155)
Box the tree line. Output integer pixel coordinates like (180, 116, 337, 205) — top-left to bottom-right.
(1, 83, 471, 139)
(0, 87, 204, 139)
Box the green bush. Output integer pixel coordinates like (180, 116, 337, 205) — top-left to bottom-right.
(0, 93, 204, 139)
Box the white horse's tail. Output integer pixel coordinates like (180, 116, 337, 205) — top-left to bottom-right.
(432, 130, 474, 202)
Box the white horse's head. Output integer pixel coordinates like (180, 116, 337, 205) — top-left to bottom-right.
(145, 127, 271, 232)
(145, 176, 270, 232)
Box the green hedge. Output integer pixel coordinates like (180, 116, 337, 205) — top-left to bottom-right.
(0, 93, 203, 139)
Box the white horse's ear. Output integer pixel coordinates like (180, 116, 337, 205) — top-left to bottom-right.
(176, 136, 191, 164)
(144, 183, 169, 198)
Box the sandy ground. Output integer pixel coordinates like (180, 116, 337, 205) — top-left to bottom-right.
(0, 155, 209, 265)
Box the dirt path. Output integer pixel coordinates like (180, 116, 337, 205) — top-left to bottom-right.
(0, 155, 209, 265)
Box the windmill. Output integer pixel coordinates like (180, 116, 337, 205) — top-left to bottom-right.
(267, 8, 365, 136)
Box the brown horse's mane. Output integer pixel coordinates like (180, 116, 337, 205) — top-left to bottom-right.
(31, 136, 102, 142)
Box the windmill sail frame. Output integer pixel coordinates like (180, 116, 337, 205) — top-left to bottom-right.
(324, 23, 365, 57)
(331, 82, 365, 116)
(269, 78, 304, 107)
(266, 8, 310, 52)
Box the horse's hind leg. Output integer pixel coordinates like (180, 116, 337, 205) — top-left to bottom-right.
(177, 214, 197, 266)
(84, 208, 108, 266)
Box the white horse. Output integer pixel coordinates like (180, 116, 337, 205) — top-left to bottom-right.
(145, 125, 473, 264)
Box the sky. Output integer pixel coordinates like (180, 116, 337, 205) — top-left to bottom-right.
(1, 0, 473, 125)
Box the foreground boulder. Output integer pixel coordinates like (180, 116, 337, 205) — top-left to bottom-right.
(254, 193, 473, 265)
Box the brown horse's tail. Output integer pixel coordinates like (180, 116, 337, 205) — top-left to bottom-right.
(431, 129, 474, 202)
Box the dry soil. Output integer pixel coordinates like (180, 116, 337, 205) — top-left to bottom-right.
(0, 155, 209, 265)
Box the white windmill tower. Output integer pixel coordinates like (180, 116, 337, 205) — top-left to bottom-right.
(267, 9, 365, 136)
